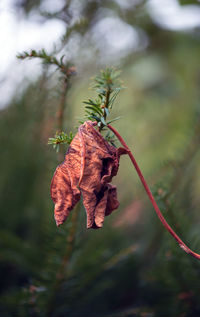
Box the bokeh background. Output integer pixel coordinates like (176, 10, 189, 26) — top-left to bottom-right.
(1, 0, 200, 316)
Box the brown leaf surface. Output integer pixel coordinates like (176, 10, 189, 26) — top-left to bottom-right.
(51, 121, 127, 229)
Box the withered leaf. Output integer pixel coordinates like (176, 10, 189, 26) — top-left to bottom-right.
(51, 121, 127, 229)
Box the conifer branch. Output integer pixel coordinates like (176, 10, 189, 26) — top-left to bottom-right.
(17, 49, 76, 79)
(82, 67, 123, 145)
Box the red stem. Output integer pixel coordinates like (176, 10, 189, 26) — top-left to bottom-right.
(108, 124, 200, 260)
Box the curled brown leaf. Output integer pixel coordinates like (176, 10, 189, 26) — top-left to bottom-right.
(51, 121, 127, 229)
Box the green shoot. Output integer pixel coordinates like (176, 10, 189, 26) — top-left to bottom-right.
(48, 131, 74, 152)
(17, 49, 76, 79)
(82, 68, 124, 133)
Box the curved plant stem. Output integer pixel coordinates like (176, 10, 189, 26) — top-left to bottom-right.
(108, 124, 200, 261)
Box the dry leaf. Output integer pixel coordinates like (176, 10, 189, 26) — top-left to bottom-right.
(51, 121, 127, 229)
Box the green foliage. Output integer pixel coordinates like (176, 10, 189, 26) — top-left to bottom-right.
(48, 131, 74, 152)
(48, 68, 123, 151)
(82, 68, 123, 132)
(17, 49, 76, 79)
(104, 130, 118, 147)
(17, 49, 77, 153)
(178, 0, 200, 5)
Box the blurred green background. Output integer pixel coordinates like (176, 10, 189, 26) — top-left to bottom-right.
(1, 0, 200, 316)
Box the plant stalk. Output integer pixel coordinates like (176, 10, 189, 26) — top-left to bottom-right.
(46, 205, 79, 316)
(57, 80, 68, 133)
(99, 86, 111, 132)
(56, 79, 68, 161)
(108, 124, 200, 261)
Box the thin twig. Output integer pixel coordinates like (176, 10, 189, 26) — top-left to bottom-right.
(57, 207, 79, 282)
(108, 124, 200, 261)
(56, 79, 68, 162)
(47, 74, 78, 315)
(56, 80, 68, 133)
(46, 205, 79, 316)
(99, 86, 111, 132)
